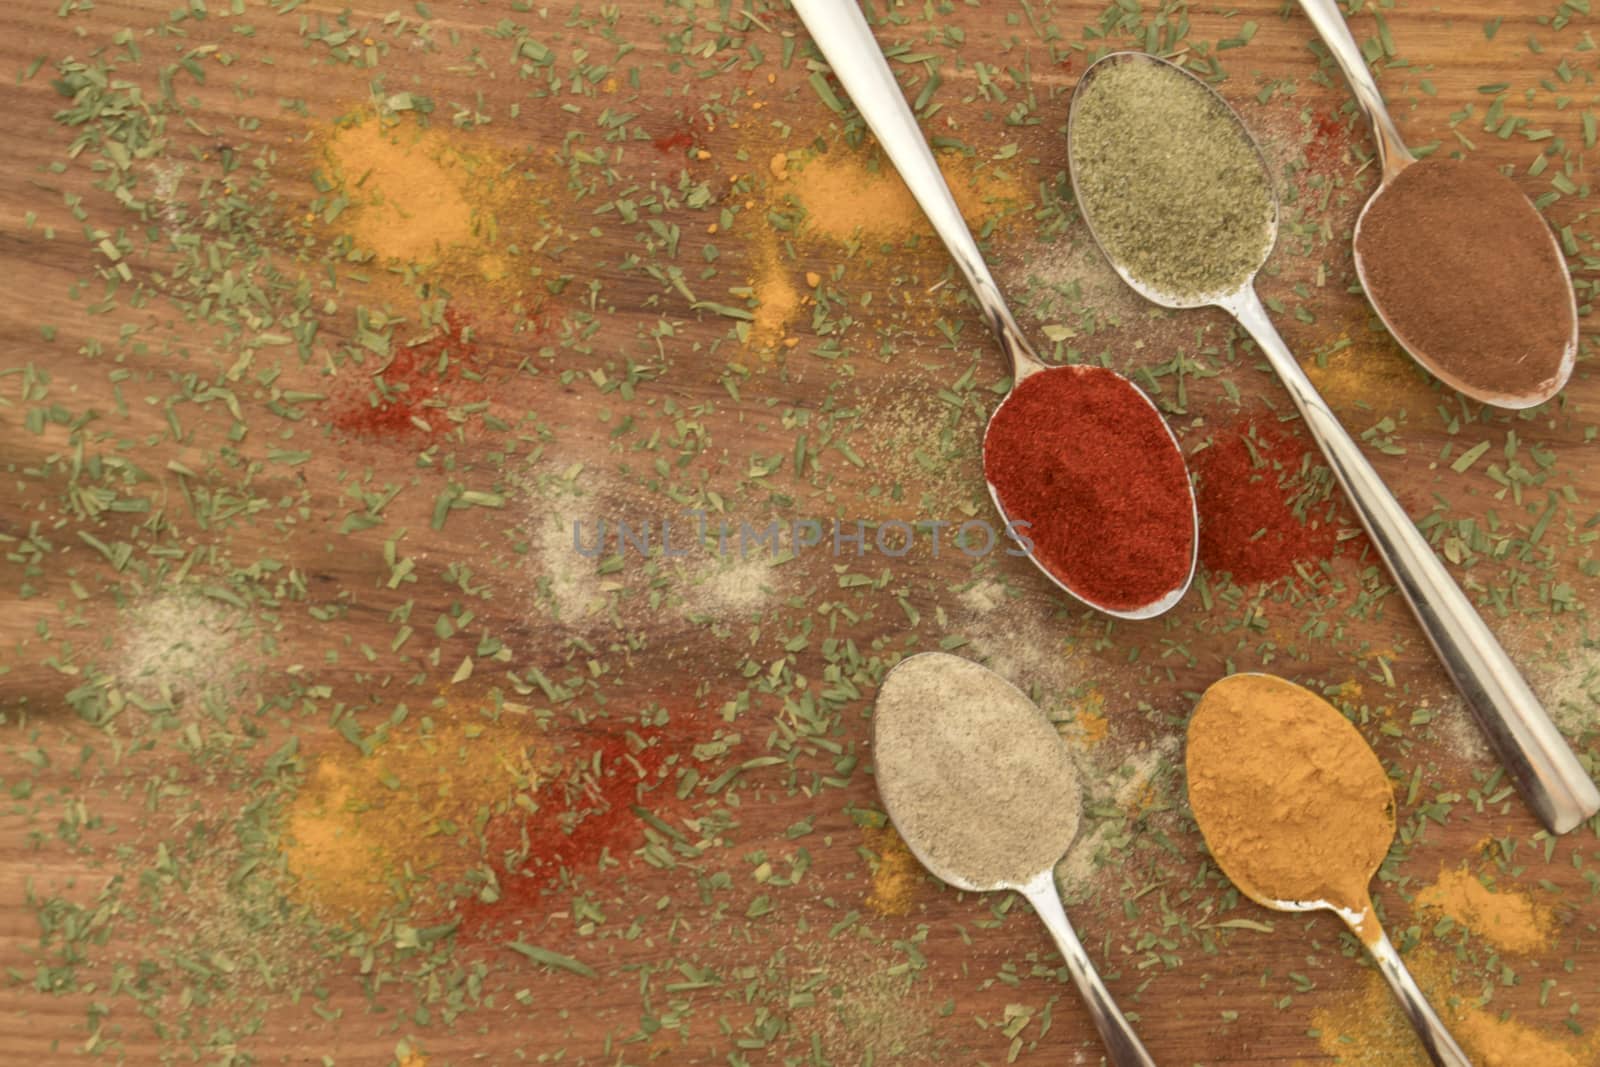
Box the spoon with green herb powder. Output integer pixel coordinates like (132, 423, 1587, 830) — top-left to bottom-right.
(1067, 52, 1600, 838)
(873, 652, 1156, 1066)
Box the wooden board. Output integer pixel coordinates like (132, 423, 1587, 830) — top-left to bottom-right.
(1, 0, 1597, 1064)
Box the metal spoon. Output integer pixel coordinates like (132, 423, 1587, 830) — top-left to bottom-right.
(1186, 673, 1469, 1066)
(1068, 51, 1599, 836)
(1298, 0, 1578, 408)
(874, 652, 1156, 1067)
(788, 0, 1197, 620)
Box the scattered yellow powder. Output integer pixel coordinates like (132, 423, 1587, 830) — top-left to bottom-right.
(864, 826, 919, 917)
(1306, 953, 1429, 1065)
(1302, 333, 1429, 407)
(282, 705, 546, 925)
(1414, 864, 1553, 955)
(784, 146, 1024, 244)
(1453, 1007, 1594, 1067)
(1071, 689, 1110, 747)
(749, 239, 803, 350)
(284, 761, 373, 915)
(317, 115, 555, 303)
(1130, 779, 1161, 816)
(1328, 678, 1364, 704)
(323, 118, 482, 264)
(1307, 945, 1596, 1067)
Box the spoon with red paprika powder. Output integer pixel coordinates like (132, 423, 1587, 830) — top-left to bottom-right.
(1298, 0, 1577, 409)
(789, 0, 1198, 619)
(1068, 51, 1600, 837)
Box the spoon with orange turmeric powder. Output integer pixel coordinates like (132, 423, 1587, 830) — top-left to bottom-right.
(1185, 673, 1470, 1067)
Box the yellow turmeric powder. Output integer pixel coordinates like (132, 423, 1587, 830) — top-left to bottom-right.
(1186, 673, 1394, 938)
(863, 825, 919, 917)
(781, 146, 1024, 244)
(315, 114, 557, 304)
(1309, 944, 1600, 1067)
(282, 704, 546, 925)
(1415, 864, 1554, 955)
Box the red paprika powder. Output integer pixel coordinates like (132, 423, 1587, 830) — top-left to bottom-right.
(983, 365, 1194, 613)
(1192, 419, 1343, 585)
(333, 309, 482, 438)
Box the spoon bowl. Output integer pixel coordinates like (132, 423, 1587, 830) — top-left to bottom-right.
(983, 362, 1198, 621)
(1186, 673, 1469, 1066)
(1066, 51, 1282, 311)
(1299, 0, 1578, 409)
(1067, 50, 1599, 836)
(789, 0, 1197, 620)
(874, 652, 1156, 1066)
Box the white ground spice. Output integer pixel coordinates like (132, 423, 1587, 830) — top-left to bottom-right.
(677, 553, 779, 617)
(118, 589, 242, 701)
(872, 652, 1082, 889)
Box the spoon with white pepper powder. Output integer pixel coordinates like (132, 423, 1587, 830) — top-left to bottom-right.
(873, 652, 1155, 1066)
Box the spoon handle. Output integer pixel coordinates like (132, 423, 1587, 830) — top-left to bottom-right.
(787, 0, 1042, 378)
(1021, 876, 1157, 1067)
(1229, 286, 1600, 835)
(1365, 927, 1472, 1066)
(1297, 0, 1415, 181)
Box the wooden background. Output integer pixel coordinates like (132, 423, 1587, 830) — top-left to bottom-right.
(2, 0, 1598, 1064)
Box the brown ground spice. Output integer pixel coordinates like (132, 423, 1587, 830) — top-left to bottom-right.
(1354, 158, 1574, 401)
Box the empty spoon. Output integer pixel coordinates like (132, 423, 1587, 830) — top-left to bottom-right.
(1298, 0, 1577, 409)
(874, 652, 1156, 1066)
(1067, 50, 1599, 836)
(1186, 673, 1469, 1066)
(789, 0, 1197, 620)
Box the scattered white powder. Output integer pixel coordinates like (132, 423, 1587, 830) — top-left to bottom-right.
(873, 652, 1082, 889)
(957, 578, 1009, 616)
(1056, 736, 1180, 903)
(532, 508, 611, 622)
(1526, 642, 1600, 738)
(1424, 693, 1493, 766)
(148, 161, 187, 237)
(513, 465, 790, 626)
(1008, 231, 1150, 335)
(952, 574, 1092, 716)
(678, 553, 781, 618)
(117, 590, 243, 701)
(510, 468, 618, 626)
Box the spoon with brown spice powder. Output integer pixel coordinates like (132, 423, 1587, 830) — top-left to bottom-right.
(790, 0, 1197, 620)
(874, 653, 1156, 1066)
(1298, 0, 1578, 408)
(1068, 50, 1600, 838)
(1186, 673, 1470, 1066)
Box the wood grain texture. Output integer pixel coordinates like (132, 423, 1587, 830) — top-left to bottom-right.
(1, 1, 1598, 1065)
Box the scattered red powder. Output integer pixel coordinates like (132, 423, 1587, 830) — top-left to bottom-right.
(332, 309, 482, 438)
(1306, 110, 1354, 170)
(652, 129, 696, 153)
(1192, 419, 1343, 585)
(457, 702, 719, 938)
(983, 366, 1194, 613)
